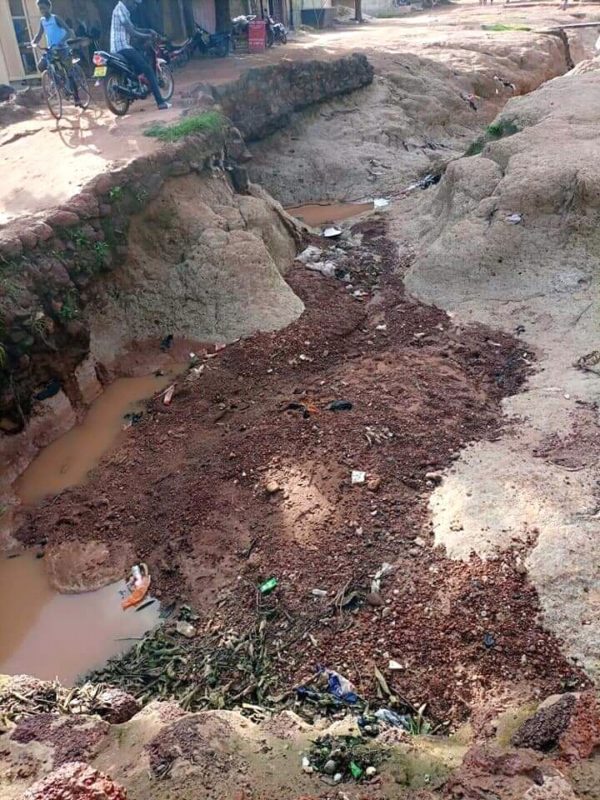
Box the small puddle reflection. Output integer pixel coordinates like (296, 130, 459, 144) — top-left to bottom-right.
(0, 552, 160, 684)
(286, 201, 373, 227)
(16, 371, 180, 506)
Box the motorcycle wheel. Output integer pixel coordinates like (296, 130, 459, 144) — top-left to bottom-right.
(266, 29, 274, 48)
(104, 72, 130, 116)
(280, 31, 288, 44)
(157, 63, 174, 101)
(214, 40, 230, 58)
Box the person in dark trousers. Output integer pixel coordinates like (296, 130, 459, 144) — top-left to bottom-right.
(110, 0, 170, 110)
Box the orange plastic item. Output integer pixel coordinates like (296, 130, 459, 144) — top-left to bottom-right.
(121, 576, 151, 610)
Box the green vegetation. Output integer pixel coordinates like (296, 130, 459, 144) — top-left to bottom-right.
(56, 291, 79, 322)
(481, 23, 531, 32)
(465, 118, 520, 157)
(144, 111, 224, 143)
(93, 240, 110, 265)
(108, 185, 124, 202)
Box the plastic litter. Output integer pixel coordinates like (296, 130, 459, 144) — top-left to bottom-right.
(349, 761, 363, 779)
(259, 577, 278, 595)
(323, 226, 342, 238)
(122, 563, 151, 610)
(371, 562, 394, 594)
(159, 334, 173, 352)
(34, 378, 61, 402)
(322, 668, 359, 703)
(373, 198, 390, 209)
(375, 708, 411, 730)
(506, 213, 523, 225)
(162, 384, 175, 405)
(388, 659, 403, 670)
(351, 470, 366, 484)
(311, 588, 328, 597)
(176, 620, 196, 638)
(327, 400, 353, 412)
(306, 260, 336, 278)
(295, 245, 322, 264)
(484, 632, 496, 649)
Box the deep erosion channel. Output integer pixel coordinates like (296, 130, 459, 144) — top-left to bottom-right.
(1, 21, 599, 800)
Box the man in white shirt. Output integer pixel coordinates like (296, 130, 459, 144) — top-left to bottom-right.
(110, 0, 170, 109)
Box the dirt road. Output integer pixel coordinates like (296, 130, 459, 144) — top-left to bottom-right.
(1, 2, 597, 224)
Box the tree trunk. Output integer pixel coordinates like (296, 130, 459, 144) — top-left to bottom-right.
(355, 0, 363, 23)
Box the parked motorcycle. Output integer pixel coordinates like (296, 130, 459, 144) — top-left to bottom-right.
(92, 43, 174, 116)
(265, 14, 287, 47)
(193, 25, 231, 58)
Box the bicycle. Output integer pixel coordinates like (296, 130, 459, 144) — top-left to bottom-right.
(32, 43, 91, 120)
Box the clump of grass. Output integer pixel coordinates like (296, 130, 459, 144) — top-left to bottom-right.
(482, 23, 531, 32)
(144, 111, 224, 143)
(465, 118, 520, 158)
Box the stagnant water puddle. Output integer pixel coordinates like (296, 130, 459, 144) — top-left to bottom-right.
(0, 552, 160, 684)
(286, 200, 374, 226)
(16, 370, 181, 506)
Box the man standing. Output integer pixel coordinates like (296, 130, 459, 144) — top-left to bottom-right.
(110, 0, 170, 110)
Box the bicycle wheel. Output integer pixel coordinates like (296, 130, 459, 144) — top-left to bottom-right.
(70, 63, 91, 109)
(42, 69, 62, 120)
(157, 63, 174, 101)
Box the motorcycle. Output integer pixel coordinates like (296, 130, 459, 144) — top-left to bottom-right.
(92, 42, 174, 117)
(265, 14, 287, 47)
(193, 25, 231, 58)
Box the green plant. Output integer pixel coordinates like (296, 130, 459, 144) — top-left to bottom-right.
(56, 291, 79, 322)
(465, 118, 520, 158)
(69, 228, 89, 248)
(93, 241, 110, 265)
(482, 23, 531, 32)
(144, 111, 224, 143)
(108, 185, 124, 202)
(407, 704, 432, 736)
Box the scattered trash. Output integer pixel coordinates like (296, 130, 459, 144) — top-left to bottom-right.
(295, 245, 322, 264)
(186, 364, 205, 382)
(375, 708, 411, 730)
(371, 562, 394, 594)
(162, 384, 176, 405)
(576, 350, 600, 375)
(122, 411, 143, 430)
(259, 577, 278, 595)
(306, 260, 336, 278)
(323, 226, 342, 238)
(349, 761, 363, 780)
(34, 378, 61, 402)
(373, 198, 390, 209)
(417, 173, 441, 190)
(159, 333, 173, 352)
(134, 598, 155, 613)
(327, 400, 353, 412)
(311, 588, 328, 597)
(122, 564, 151, 611)
(506, 213, 523, 225)
(303, 734, 383, 784)
(285, 401, 318, 418)
(351, 470, 366, 485)
(322, 668, 359, 703)
(484, 632, 496, 649)
(494, 75, 516, 91)
(175, 620, 196, 638)
(388, 659, 403, 671)
(302, 756, 313, 774)
(461, 92, 478, 111)
(375, 323, 387, 331)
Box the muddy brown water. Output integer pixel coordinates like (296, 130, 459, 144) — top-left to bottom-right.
(286, 201, 373, 226)
(16, 371, 180, 506)
(0, 552, 160, 684)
